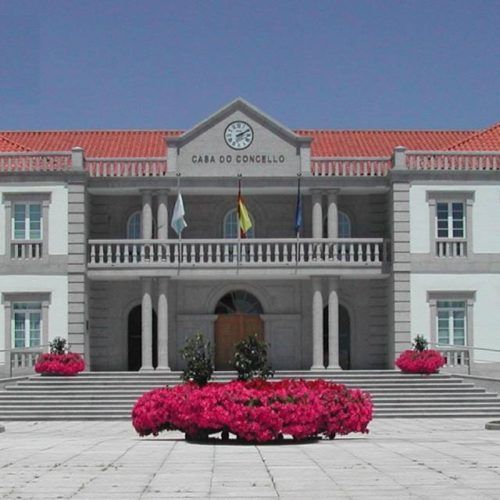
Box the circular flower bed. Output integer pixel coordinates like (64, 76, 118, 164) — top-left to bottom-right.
(132, 379, 373, 443)
(395, 349, 445, 374)
(34, 352, 85, 376)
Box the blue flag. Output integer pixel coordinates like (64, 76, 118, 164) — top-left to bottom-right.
(294, 177, 302, 236)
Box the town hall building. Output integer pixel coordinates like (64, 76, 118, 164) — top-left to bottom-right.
(1, 99, 499, 374)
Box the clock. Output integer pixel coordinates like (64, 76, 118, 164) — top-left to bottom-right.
(224, 121, 254, 150)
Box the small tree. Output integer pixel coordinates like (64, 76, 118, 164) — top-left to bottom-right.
(49, 337, 69, 354)
(233, 334, 274, 381)
(179, 333, 213, 386)
(412, 335, 428, 352)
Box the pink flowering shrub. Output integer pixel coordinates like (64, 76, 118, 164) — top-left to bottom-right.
(395, 349, 445, 374)
(132, 379, 373, 443)
(34, 352, 85, 376)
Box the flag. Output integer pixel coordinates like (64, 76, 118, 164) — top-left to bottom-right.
(171, 192, 187, 236)
(294, 177, 303, 236)
(237, 180, 253, 238)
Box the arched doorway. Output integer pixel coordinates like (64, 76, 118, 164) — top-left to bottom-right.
(323, 304, 351, 370)
(127, 305, 158, 371)
(214, 290, 264, 370)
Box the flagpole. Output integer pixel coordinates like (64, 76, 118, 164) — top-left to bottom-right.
(295, 174, 301, 272)
(176, 172, 182, 275)
(237, 174, 242, 274)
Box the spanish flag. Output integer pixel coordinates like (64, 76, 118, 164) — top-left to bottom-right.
(237, 180, 253, 238)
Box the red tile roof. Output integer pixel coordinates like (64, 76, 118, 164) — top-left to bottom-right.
(296, 130, 474, 157)
(0, 131, 182, 157)
(0, 128, 493, 158)
(447, 123, 500, 151)
(0, 134, 31, 152)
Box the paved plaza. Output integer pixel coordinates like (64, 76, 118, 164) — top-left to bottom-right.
(1, 419, 500, 499)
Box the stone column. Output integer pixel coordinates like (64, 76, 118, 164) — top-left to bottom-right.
(140, 278, 154, 371)
(327, 278, 340, 370)
(156, 278, 170, 371)
(157, 191, 169, 240)
(327, 191, 339, 239)
(141, 191, 153, 239)
(311, 190, 323, 239)
(311, 277, 324, 370)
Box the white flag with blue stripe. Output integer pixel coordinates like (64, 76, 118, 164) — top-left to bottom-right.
(171, 192, 187, 236)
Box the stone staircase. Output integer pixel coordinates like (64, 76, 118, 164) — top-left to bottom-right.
(1, 370, 500, 420)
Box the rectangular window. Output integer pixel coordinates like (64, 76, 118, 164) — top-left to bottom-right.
(12, 203, 42, 240)
(436, 300, 466, 346)
(436, 202, 465, 239)
(12, 302, 42, 348)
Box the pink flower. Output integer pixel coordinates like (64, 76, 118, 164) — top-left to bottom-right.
(395, 349, 445, 374)
(34, 353, 85, 376)
(132, 379, 373, 443)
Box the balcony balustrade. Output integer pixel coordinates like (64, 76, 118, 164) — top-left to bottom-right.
(10, 240, 43, 259)
(88, 238, 390, 276)
(436, 238, 467, 258)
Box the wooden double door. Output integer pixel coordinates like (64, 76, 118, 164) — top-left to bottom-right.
(214, 313, 264, 370)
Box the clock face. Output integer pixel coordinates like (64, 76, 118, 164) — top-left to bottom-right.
(224, 121, 254, 150)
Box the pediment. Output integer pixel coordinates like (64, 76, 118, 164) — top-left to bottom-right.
(167, 98, 311, 177)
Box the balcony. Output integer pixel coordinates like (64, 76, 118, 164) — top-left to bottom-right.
(87, 238, 390, 279)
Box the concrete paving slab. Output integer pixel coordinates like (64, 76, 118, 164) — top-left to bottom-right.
(1, 418, 500, 499)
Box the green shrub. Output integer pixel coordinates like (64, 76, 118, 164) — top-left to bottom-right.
(412, 335, 428, 352)
(233, 334, 274, 381)
(179, 333, 213, 386)
(49, 337, 69, 354)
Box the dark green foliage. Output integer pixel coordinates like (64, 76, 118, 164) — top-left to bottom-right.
(412, 335, 428, 352)
(180, 333, 213, 386)
(49, 337, 69, 354)
(233, 334, 274, 381)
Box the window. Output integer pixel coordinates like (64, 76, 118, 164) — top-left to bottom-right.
(127, 212, 142, 239)
(436, 202, 464, 239)
(436, 300, 466, 345)
(3, 193, 51, 259)
(426, 191, 474, 257)
(13, 203, 42, 240)
(223, 208, 255, 239)
(322, 211, 352, 238)
(428, 291, 475, 349)
(338, 212, 351, 238)
(126, 211, 157, 239)
(12, 302, 42, 348)
(2, 293, 50, 353)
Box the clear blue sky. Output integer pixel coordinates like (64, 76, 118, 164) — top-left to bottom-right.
(1, 0, 499, 131)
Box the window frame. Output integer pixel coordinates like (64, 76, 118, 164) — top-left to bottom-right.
(426, 191, 474, 257)
(125, 210, 157, 239)
(2, 293, 50, 352)
(427, 291, 475, 357)
(323, 210, 352, 238)
(2, 193, 51, 259)
(12, 302, 43, 348)
(223, 208, 255, 239)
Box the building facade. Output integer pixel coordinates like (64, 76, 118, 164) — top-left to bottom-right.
(1, 99, 499, 373)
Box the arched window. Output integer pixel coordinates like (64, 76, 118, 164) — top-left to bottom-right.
(215, 290, 264, 314)
(338, 211, 351, 238)
(127, 212, 141, 239)
(223, 208, 255, 239)
(126, 211, 157, 239)
(322, 211, 352, 238)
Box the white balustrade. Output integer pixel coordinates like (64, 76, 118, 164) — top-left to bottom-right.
(88, 238, 389, 269)
(436, 239, 467, 257)
(10, 348, 43, 369)
(406, 151, 500, 171)
(10, 241, 43, 259)
(86, 158, 168, 177)
(436, 347, 470, 369)
(0, 152, 72, 172)
(311, 158, 390, 176)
